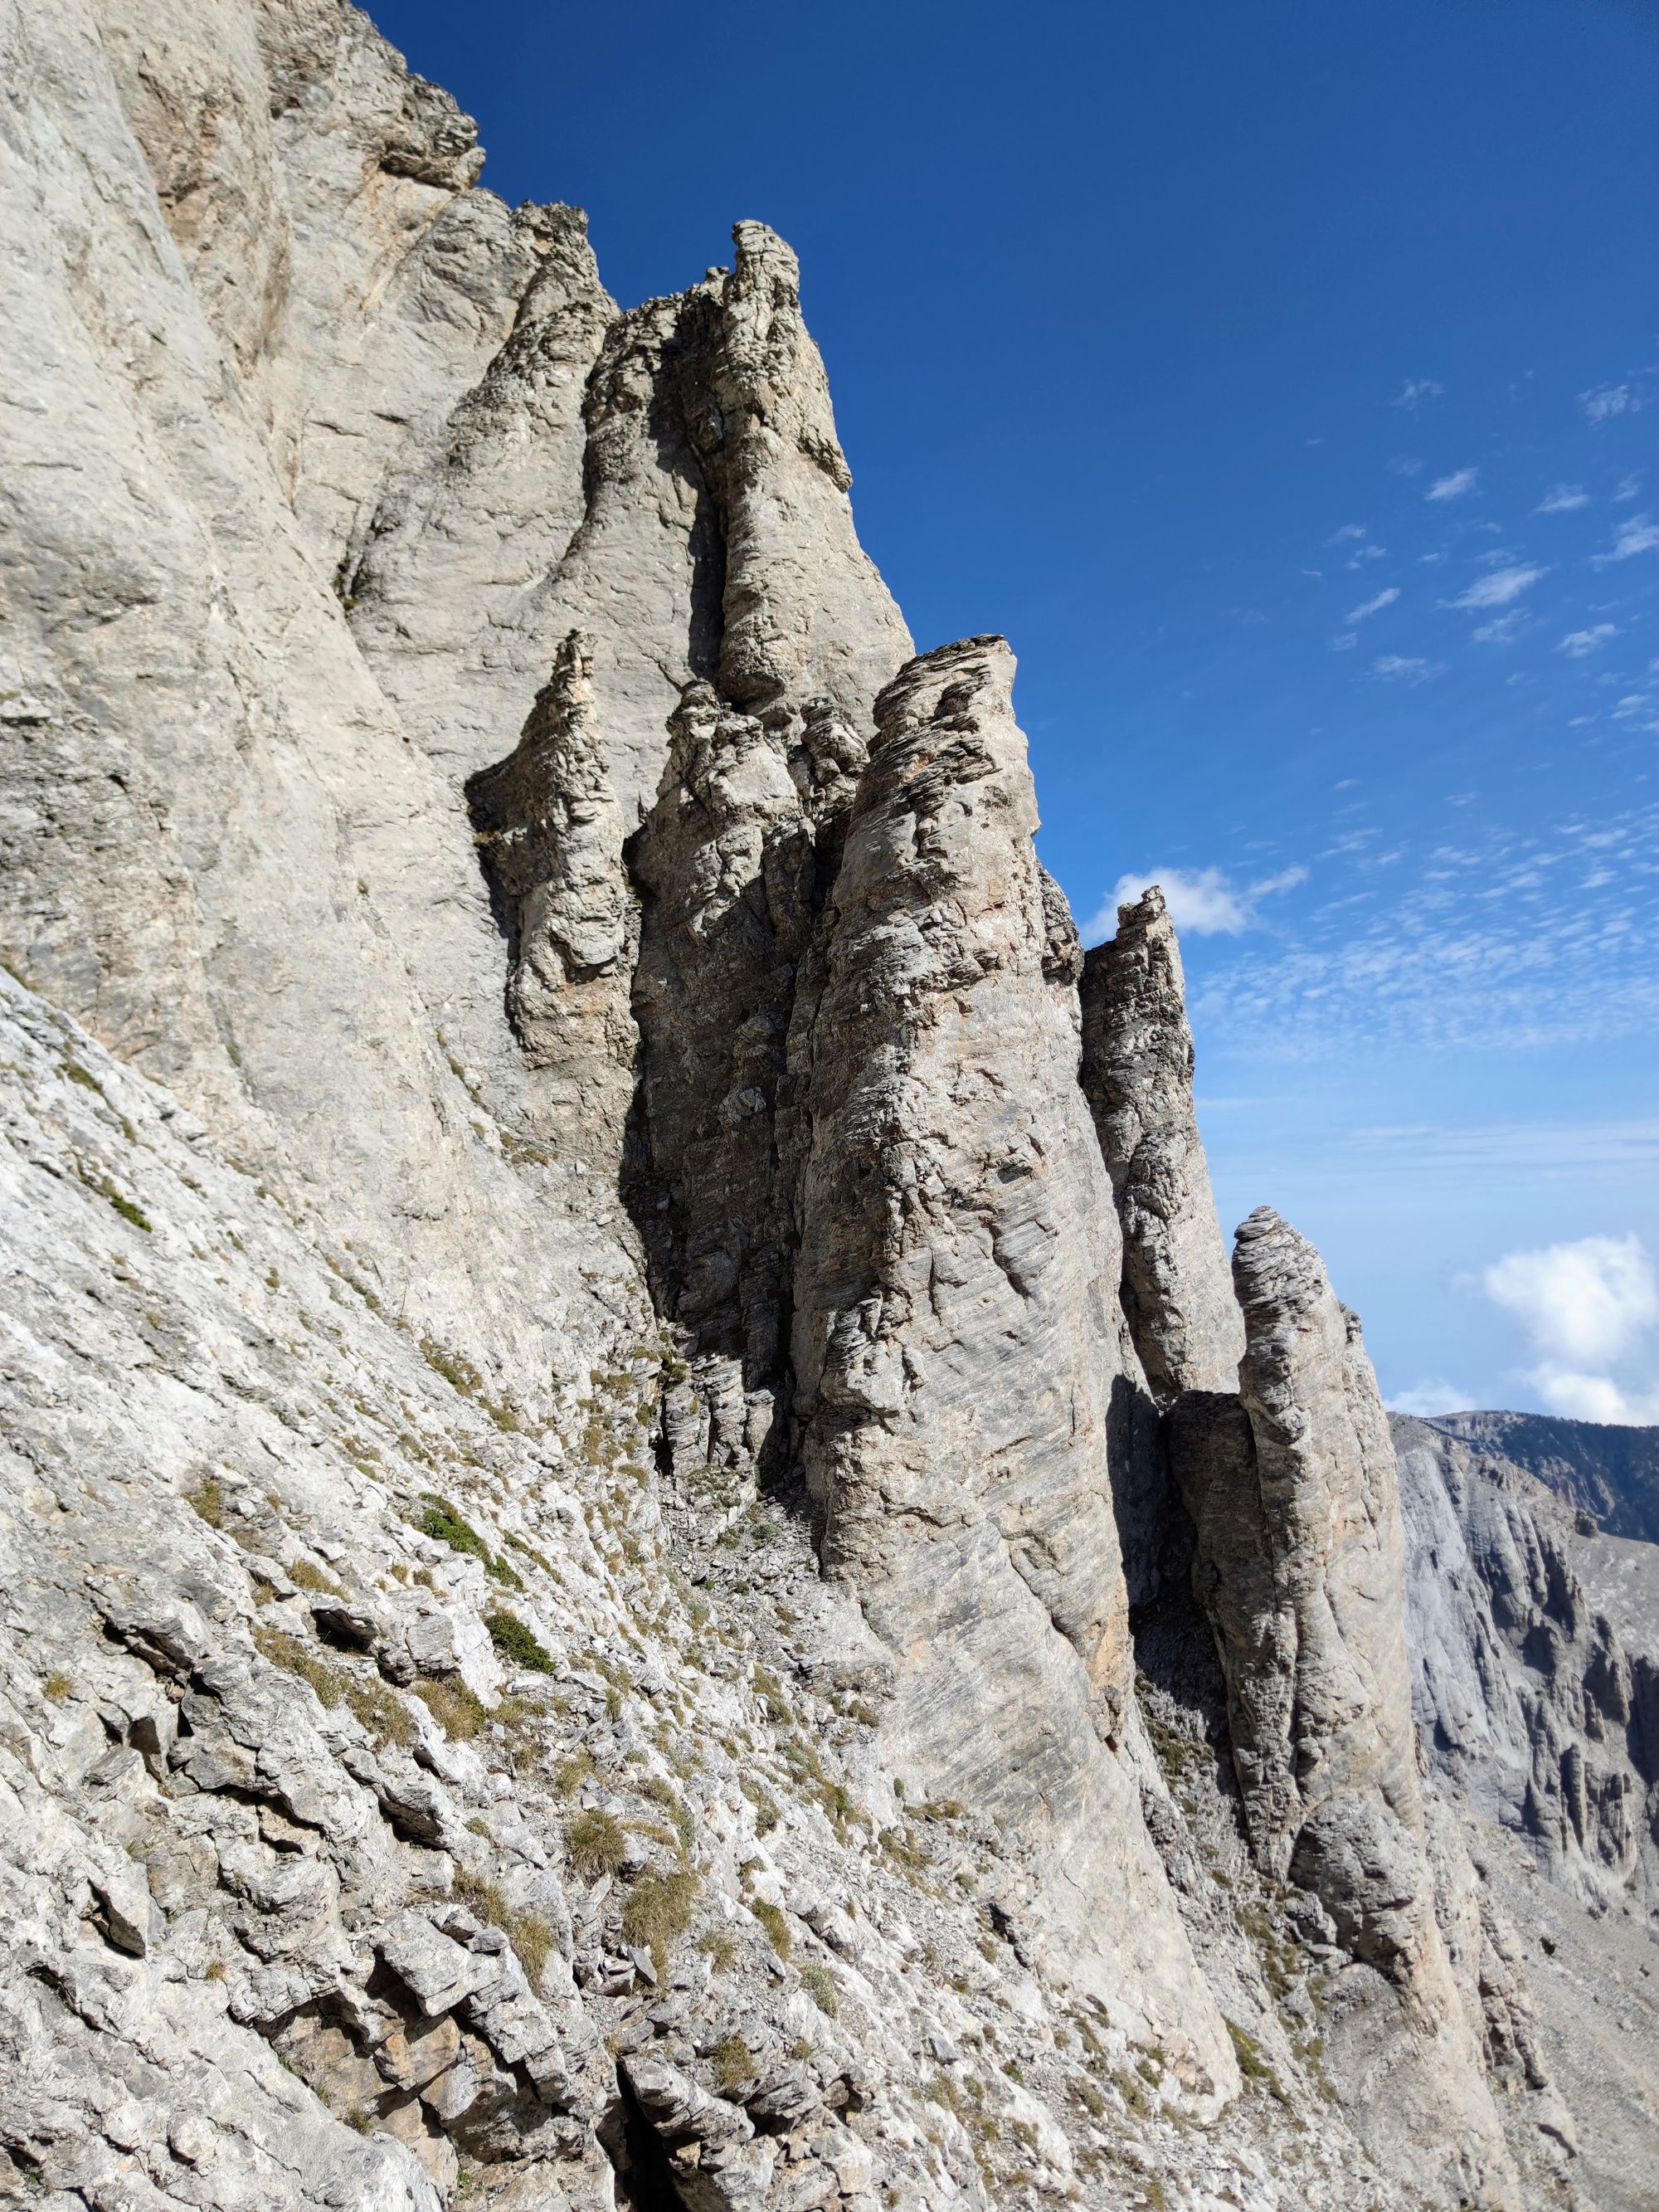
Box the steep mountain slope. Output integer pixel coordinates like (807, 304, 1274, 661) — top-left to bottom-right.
(0, 4, 1652, 2208)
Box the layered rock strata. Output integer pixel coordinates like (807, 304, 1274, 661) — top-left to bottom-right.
(1, 3, 1652, 2207)
(789, 638, 1232, 2083)
(1081, 885, 1243, 1404)
(1170, 1213, 1517, 2200)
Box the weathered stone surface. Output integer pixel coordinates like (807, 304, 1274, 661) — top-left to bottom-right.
(1180, 1211, 1425, 1952)
(1081, 884, 1243, 1402)
(1, 3, 1650, 2204)
(1396, 1414, 1659, 1912)
(1170, 1210, 1519, 2200)
(791, 636, 1233, 2086)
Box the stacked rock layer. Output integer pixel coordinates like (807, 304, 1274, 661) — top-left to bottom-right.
(1, 6, 1655, 2210)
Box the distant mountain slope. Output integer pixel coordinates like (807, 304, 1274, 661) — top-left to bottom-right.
(1429, 1411, 1659, 1544)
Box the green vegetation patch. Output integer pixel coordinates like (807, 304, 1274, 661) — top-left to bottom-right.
(484, 1610, 554, 1673)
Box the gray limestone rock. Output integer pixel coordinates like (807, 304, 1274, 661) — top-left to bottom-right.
(1, 3, 1649, 2204)
(1170, 1210, 1518, 2200)
(1080, 884, 1244, 1403)
(791, 636, 1234, 2090)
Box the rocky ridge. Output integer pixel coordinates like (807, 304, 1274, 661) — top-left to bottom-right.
(1, 4, 1656, 2209)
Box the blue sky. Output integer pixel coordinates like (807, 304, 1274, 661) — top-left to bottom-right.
(372, 0, 1659, 1420)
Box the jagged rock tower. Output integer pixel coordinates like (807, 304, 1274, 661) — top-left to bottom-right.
(2, 6, 1653, 2210)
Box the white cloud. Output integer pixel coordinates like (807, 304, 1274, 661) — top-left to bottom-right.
(1535, 484, 1588, 513)
(1593, 513, 1659, 565)
(1559, 624, 1616, 658)
(1580, 382, 1633, 423)
(1347, 587, 1399, 623)
(1388, 456, 1425, 476)
(1394, 378, 1444, 410)
(1449, 563, 1546, 610)
(1251, 865, 1310, 897)
(1526, 1367, 1659, 1424)
(1330, 632, 1359, 652)
(1386, 1379, 1475, 1417)
(1328, 523, 1370, 543)
(1427, 467, 1478, 502)
(1370, 655, 1440, 683)
(1613, 474, 1641, 503)
(1181, 801, 1659, 1060)
(1084, 864, 1306, 945)
(1472, 613, 1523, 645)
(1481, 1232, 1657, 1366)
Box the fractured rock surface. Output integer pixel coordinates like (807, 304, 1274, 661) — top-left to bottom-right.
(1081, 884, 1243, 1405)
(0, 3, 1653, 2206)
(791, 639, 1231, 2084)
(1170, 1211, 1520, 2200)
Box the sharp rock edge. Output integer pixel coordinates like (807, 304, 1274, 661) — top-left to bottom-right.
(0, 5, 1653, 2210)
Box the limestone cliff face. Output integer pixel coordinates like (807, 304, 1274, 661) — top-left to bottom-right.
(1081, 885, 1243, 1404)
(1169, 1214, 1519, 2202)
(1185, 1211, 1426, 1956)
(1397, 1415, 1659, 1911)
(0, 5, 1651, 2210)
(789, 641, 1229, 2078)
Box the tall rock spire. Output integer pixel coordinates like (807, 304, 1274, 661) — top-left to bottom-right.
(791, 637, 1233, 2085)
(1171, 1208, 1516, 2200)
(1080, 884, 1243, 1403)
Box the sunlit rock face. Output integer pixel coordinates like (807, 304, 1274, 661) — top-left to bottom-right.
(0, 3, 1647, 2205)
(1080, 884, 1243, 1405)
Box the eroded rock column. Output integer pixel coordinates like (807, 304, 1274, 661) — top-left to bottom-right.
(1080, 884, 1243, 1403)
(1171, 1207, 1517, 2199)
(791, 636, 1233, 2083)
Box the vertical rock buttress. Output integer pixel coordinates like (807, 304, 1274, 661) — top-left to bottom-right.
(790, 636, 1235, 2087)
(1170, 1209, 1517, 2200)
(1080, 883, 1243, 1404)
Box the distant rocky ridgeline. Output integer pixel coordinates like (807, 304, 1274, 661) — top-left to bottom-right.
(1, 3, 1656, 2209)
(1426, 1411, 1659, 1545)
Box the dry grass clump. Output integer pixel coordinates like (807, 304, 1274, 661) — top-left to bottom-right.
(412, 1676, 487, 1740)
(289, 1559, 342, 1596)
(454, 1869, 553, 1988)
(751, 1899, 791, 1958)
(621, 1868, 700, 1976)
(800, 1961, 839, 2017)
(254, 1624, 342, 1708)
(567, 1809, 627, 1881)
(344, 1680, 413, 1747)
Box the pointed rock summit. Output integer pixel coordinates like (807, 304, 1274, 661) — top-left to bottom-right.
(1081, 883, 1244, 1402)
(0, 3, 1642, 2204)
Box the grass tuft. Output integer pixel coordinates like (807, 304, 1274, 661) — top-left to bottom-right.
(800, 1960, 840, 2017)
(751, 1899, 791, 1959)
(621, 1867, 700, 1976)
(567, 1809, 627, 1881)
(413, 1677, 487, 1741)
(187, 1475, 226, 1528)
(255, 1625, 342, 1709)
